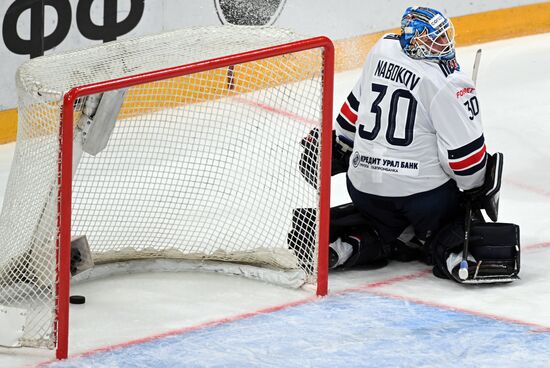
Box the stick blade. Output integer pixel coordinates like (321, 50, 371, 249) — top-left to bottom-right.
(472, 48, 482, 84)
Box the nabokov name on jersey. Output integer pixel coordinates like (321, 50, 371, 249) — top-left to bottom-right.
(374, 60, 421, 91)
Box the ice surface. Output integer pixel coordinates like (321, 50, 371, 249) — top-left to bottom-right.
(1, 32, 550, 367)
(45, 293, 550, 368)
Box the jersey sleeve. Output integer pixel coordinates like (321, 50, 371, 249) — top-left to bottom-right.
(334, 75, 362, 146)
(430, 75, 487, 190)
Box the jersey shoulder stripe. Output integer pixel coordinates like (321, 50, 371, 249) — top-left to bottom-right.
(438, 62, 450, 77)
(437, 59, 460, 78)
(340, 101, 358, 124)
(336, 91, 360, 133)
(447, 134, 485, 159)
(347, 92, 360, 111)
(449, 144, 486, 171)
(448, 135, 487, 176)
(336, 115, 356, 133)
(454, 154, 487, 176)
(437, 62, 452, 78)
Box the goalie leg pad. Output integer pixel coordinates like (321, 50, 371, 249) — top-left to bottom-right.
(327, 203, 390, 267)
(287, 208, 317, 270)
(431, 221, 520, 284)
(339, 231, 390, 269)
(288, 205, 390, 271)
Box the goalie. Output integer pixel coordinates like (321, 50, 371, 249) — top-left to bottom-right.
(290, 6, 520, 284)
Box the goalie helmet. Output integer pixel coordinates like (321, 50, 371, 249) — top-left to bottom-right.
(400, 6, 456, 61)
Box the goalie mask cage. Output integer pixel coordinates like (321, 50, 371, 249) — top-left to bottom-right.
(0, 26, 333, 359)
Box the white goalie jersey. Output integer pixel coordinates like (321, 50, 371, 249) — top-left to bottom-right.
(336, 34, 487, 197)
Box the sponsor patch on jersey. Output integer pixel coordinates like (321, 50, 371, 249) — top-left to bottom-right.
(456, 87, 475, 98)
(351, 151, 419, 176)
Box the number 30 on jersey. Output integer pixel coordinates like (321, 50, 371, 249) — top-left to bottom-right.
(358, 83, 417, 147)
(464, 96, 479, 120)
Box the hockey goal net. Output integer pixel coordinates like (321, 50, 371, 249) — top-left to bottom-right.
(0, 26, 333, 358)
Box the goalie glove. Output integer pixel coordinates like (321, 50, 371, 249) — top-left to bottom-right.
(333, 134, 353, 174)
(298, 128, 353, 189)
(462, 152, 503, 222)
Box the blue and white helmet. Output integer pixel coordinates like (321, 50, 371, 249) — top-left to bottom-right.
(400, 6, 456, 61)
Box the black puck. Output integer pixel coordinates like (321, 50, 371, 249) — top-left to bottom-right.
(70, 295, 86, 304)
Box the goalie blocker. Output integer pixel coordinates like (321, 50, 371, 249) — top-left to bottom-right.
(295, 129, 520, 284)
(431, 220, 520, 284)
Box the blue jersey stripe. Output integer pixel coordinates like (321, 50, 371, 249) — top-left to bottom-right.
(337, 114, 356, 133)
(347, 92, 359, 112)
(448, 134, 485, 160)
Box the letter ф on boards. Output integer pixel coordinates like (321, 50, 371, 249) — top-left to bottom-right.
(2, 0, 145, 59)
(77, 0, 144, 42)
(2, 0, 71, 58)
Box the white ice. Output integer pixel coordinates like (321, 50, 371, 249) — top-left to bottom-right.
(1, 32, 550, 367)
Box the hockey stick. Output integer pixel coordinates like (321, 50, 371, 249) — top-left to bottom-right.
(471, 49, 482, 85)
(458, 48, 483, 280)
(458, 201, 472, 280)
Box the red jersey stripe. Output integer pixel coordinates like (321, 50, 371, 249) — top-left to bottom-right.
(340, 101, 358, 124)
(449, 145, 486, 171)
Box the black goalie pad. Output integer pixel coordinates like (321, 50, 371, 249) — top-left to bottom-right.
(287, 204, 389, 270)
(431, 220, 520, 284)
(464, 152, 503, 222)
(287, 204, 369, 258)
(328, 203, 389, 268)
(299, 128, 352, 189)
(287, 207, 317, 271)
(329, 203, 369, 241)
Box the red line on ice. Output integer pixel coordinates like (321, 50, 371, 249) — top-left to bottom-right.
(232, 96, 319, 126)
(337, 268, 434, 292)
(366, 288, 550, 332)
(36, 242, 550, 366)
(524, 241, 550, 251)
(35, 296, 319, 367)
(504, 178, 550, 198)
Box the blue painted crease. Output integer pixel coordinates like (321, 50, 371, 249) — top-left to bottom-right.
(47, 293, 550, 368)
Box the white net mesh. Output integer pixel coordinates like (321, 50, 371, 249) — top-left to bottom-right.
(0, 26, 329, 349)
